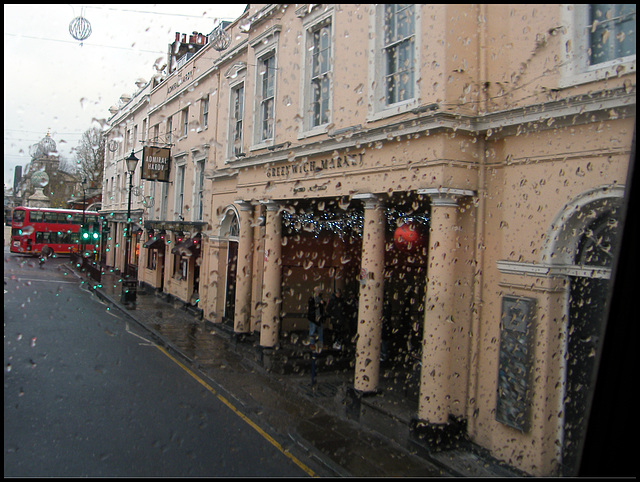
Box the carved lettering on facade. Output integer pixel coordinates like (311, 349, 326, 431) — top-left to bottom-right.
(265, 153, 364, 179)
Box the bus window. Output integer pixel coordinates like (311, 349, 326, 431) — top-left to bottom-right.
(71, 214, 84, 224)
(60, 213, 73, 224)
(28, 211, 43, 223)
(43, 212, 58, 223)
(12, 210, 25, 223)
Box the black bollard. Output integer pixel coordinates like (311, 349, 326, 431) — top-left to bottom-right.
(310, 349, 318, 388)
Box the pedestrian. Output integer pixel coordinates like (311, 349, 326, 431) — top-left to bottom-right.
(39, 244, 53, 268)
(326, 288, 346, 350)
(306, 286, 325, 349)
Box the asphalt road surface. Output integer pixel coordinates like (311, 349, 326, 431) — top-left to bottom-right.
(4, 251, 312, 477)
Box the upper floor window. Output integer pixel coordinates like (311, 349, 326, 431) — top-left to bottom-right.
(201, 96, 209, 129)
(231, 83, 244, 156)
(559, 4, 636, 87)
(195, 160, 205, 221)
(175, 164, 185, 219)
(166, 116, 173, 143)
(383, 4, 415, 105)
(259, 53, 276, 142)
(181, 107, 189, 137)
(589, 4, 636, 66)
(310, 22, 332, 127)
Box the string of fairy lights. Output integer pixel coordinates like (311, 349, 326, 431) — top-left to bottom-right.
(281, 207, 430, 239)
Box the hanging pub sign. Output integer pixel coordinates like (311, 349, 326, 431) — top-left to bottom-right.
(142, 146, 171, 182)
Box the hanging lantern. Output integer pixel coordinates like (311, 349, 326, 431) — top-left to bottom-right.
(209, 24, 231, 51)
(69, 15, 92, 45)
(393, 219, 426, 252)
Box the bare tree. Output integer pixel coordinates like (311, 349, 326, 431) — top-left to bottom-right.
(74, 127, 105, 187)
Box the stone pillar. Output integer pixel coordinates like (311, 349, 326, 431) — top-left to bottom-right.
(418, 193, 460, 424)
(234, 201, 254, 333)
(353, 194, 386, 393)
(260, 201, 282, 347)
(250, 204, 266, 333)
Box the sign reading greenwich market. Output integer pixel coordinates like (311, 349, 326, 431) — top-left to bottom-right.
(142, 146, 171, 182)
(266, 153, 364, 179)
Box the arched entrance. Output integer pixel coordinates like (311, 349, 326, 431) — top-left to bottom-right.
(563, 209, 621, 476)
(219, 209, 239, 328)
(543, 186, 624, 476)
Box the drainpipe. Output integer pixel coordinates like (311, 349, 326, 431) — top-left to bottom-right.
(466, 3, 488, 439)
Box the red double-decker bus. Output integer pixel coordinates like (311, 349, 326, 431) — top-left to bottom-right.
(9, 206, 100, 256)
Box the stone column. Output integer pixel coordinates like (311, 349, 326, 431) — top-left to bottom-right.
(259, 201, 282, 347)
(234, 201, 254, 333)
(418, 192, 461, 424)
(353, 194, 386, 393)
(250, 204, 266, 333)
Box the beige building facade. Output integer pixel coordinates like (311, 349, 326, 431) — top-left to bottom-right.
(103, 4, 635, 476)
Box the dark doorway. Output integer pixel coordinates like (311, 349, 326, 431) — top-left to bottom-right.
(224, 240, 238, 327)
(562, 210, 619, 476)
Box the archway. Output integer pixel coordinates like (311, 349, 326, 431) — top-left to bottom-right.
(543, 186, 624, 476)
(219, 208, 239, 328)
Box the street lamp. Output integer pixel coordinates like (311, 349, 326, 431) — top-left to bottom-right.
(121, 150, 139, 307)
(81, 177, 87, 254)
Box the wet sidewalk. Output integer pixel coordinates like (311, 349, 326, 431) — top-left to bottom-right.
(70, 262, 526, 477)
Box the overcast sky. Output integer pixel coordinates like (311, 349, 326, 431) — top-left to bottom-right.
(4, 3, 247, 189)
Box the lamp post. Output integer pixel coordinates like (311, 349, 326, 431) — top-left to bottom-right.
(121, 150, 139, 307)
(81, 178, 87, 254)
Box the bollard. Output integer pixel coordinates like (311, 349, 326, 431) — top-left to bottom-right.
(310, 349, 318, 388)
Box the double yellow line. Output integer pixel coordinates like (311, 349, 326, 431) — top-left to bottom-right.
(155, 346, 317, 477)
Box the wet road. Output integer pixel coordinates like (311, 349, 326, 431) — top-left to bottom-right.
(4, 252, 314, 477)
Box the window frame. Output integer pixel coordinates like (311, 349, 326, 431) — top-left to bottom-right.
(181, 107, 189, 138)
(368, 4, 421, 121)
(559, 4, 636, 88)
(201, 95, 209, 130)
(230, 82, 245, 158)
(259, 52, 276, 143)
(174, 162, 186, 221)
(250, 25, 281, 150)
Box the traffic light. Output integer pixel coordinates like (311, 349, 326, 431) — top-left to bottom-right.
(81, 225, 90, 242)
(91, 223, 100, 241)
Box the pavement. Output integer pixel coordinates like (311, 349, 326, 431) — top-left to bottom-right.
(67, 259, 528, 478)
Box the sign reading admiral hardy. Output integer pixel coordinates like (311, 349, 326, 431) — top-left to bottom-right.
(142, 146, 171, 182)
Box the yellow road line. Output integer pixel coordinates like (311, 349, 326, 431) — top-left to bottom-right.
(155, 345, 317, 477)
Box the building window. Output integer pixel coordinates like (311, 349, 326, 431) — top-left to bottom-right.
(201, 96, 209, 129)
(589, 4, 636, 66)
(182, 107, 189, 137)
(559, 4, 636, 87)
(174, 251, 189, 280)
(149, 181, 156, 220)
(147, 249, 157, 270)
(310, 21, 332, 127)
(160, 182, 168, 220)
(383, 4, 415, 105)
(166, 116, 173, 143)
(142, 119, 147, 142)
(176, 164, 185, 219)
(259, 53, 276, 142)
(153, 124, 159, 144)
(196, 160, 205, 221)
(231, 83, 244, 156)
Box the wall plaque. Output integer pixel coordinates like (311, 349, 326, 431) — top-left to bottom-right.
(496, 295, 536, 432)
